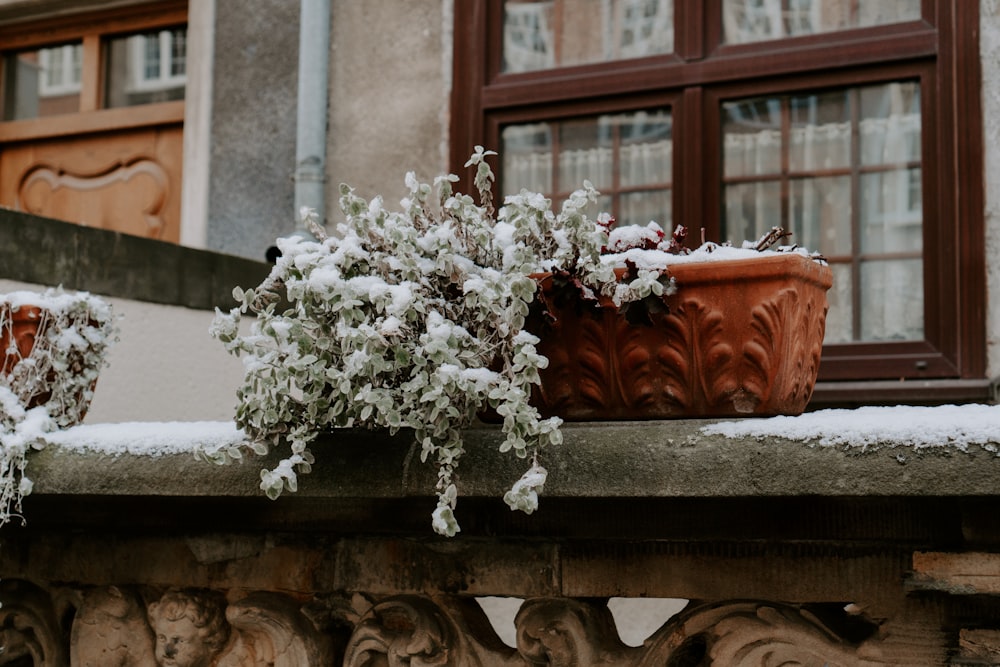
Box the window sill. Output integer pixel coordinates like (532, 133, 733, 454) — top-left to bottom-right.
(810, 378, 999, 408)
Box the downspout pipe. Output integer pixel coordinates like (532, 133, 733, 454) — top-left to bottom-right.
(294, 0, 331, 231)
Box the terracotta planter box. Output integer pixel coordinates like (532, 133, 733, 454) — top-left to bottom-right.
(0, 304, 43, 377)
(528, 253, 833, 420)
(1, 301, 103, 423)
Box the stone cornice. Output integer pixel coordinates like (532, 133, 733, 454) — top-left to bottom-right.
(28, 420, 1000, 500)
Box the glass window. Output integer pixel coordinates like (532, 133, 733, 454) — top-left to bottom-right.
(455, 0, 984, 387)
(1, 43, 83, 120)
(105, 27, 187, 108)
(722, 0, 921, 44)
(502, 109, 672, 227)
(721, 81, 922, 344)
(503, 0, 674, 73)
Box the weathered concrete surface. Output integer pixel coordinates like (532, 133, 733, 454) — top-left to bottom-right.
(28, 420, 1000, 500)
(327, 0, 450, 203)
(0, 210, 270, 310)
(206, 0, 300, 260)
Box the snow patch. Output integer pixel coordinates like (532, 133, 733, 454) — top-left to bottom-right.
(44, 421, 245, 458)
(702, 404, 1000, 454)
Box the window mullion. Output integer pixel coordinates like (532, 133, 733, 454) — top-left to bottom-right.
(675, 0, 706, 60)
(160, 30, 171, 81)
(79, 34, 101, 112)
(848, 87, 862, 341)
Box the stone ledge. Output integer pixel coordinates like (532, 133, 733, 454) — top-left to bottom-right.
(0, 208, 270, 310)
(28, 419, 1000, 500)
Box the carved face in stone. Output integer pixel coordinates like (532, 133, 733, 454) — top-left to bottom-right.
(152, 615, 217, 667)
(147, 589, 229, 667)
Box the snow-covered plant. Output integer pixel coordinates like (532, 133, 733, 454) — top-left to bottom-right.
(210, 147, 645, 536)
(0, 288, 117, 526)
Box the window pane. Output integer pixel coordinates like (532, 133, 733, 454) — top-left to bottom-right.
(721, 80, 922, 343)
(502, 0, 674, 74)
(503, 123, 554, 193)
(1, 43, 82, 120)
(790, 176, 851, 256)
(105, 28, 187, 108)
(723, 180, 781, 243)
(789, 90, 850, 171)
(824, 263, 853, 343)
(860, 169, 921, 254)
(722, 98, 782, 177)
(501, 108, 672, 228)
(859, 81, 920, 166)
(170, 29, 187, 77)
(722, 0, 921, 45)
(860, 259, 923, 340)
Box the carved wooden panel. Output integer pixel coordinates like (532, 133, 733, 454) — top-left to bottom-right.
(0, 124, 182, 242)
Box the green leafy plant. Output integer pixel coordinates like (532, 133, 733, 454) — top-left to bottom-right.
(210, 148, 645, 535)
(209, 149, 802, 535)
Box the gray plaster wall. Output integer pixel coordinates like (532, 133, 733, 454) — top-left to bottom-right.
(982, 0, 1000, 378)
(205, 0, 300, 261)
(326, 0, 451, 206)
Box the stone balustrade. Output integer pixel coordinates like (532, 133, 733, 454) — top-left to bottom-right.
(2, 421, 1000, 665)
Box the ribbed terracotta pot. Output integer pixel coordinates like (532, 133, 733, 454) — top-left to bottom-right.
(0, 304, 43, 377)
(528, 253, 833, 420)
(0, 303, 99, 422)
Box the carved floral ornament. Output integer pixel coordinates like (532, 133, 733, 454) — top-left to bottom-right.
(0, 580, 897, 666)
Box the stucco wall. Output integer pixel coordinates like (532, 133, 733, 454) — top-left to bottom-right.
(326, 0, 452, 204)
(204, 0, 300, 261)
(0, 279, 247, 424)
(201, 0, 452, 256)
(982, 0, 1000, 378)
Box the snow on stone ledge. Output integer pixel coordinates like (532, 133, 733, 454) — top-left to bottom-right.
(702, 404, 1000, 454)
(43, 421, 245, 458)
(36, 404, 1000, 460)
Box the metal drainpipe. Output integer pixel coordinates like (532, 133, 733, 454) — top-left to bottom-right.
(294, 0, 331, 231)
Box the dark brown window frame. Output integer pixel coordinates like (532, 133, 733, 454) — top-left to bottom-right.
(451, 0, 989, 403)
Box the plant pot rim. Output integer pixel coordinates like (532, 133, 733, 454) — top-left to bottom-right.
(533, 252, 833, 291)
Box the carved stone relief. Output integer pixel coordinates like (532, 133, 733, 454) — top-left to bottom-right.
(0, 580, 961, 666)
(0, 579, 67, 666)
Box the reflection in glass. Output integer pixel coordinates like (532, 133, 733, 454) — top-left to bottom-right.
(501, 109, 672, 228)
(503, 0, 673, 73)
(789, 90, 850, 171)
(790, 176, 851, 256)
(722, 0, 921, 44)
(621, 189, 670, 228)
(1, 43, 82, 120)
(859, 81, 920, 166)
(722, 98, 782, 177)
(824, 263, 853, 343)
(860, 169, 922, 254)
(503, 123, 554, 194)
(721, 80, 923, 343)
(105, 28, 186, 108)
(723, 181, 781, 244)
(860, 259, 923, 340)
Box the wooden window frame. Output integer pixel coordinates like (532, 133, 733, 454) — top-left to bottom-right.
(0, 0, 187, 141)
(451, 0, 989, 403)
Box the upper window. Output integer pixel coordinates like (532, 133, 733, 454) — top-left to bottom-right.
(452, 1, 986, 400)
(721, 0, 920, 44)
(38, 43, 83, 97)
(106, 28, 187, 108)
(0, 22, 186, 121)
(502, 0, 674, 72)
